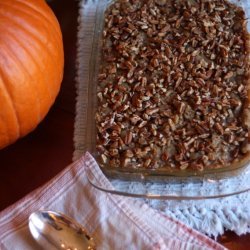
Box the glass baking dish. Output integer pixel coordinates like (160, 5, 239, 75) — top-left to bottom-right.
(83, 0, 250, 199)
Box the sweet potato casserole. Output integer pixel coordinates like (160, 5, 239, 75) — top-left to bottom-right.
(96, 0, 250, 171)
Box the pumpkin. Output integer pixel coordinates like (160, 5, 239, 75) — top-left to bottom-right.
(0, 0, 64, 149)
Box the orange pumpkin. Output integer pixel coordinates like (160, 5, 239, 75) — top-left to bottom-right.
(0, 0, 64, 149)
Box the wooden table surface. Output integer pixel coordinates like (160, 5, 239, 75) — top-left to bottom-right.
(0, 1, 249, 249)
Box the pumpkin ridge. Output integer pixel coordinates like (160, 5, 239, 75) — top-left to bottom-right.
(0, 10, 60, 58)
(0, 29, 43, 122)
(0, 1, 61, 43)
(0, 43, 41, 136)
(0, 69, 21, 141)
(0, 2, 61, 48)
(0, 15, 59, 103)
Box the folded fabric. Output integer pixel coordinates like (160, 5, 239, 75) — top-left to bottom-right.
(0, 152, 225, 250)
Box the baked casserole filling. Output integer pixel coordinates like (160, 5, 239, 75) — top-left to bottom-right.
(96, 0, 250, 171)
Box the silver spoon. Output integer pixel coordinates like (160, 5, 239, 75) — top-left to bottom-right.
(29, 210, 96, 250)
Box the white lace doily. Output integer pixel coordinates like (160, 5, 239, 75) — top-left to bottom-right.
(74, 0, 250, 237)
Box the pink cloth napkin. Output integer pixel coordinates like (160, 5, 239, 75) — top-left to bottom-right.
(0, 152, 225, 250)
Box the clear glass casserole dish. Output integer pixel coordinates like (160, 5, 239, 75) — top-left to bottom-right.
(83, 0, 250, 199)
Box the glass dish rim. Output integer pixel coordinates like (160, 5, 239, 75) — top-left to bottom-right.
(86, 172, 250, 200)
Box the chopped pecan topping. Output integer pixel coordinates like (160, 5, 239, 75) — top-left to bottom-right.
(96, 0, 250, 171)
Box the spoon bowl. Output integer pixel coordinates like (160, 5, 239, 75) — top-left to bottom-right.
(29, 210, 96, 250)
